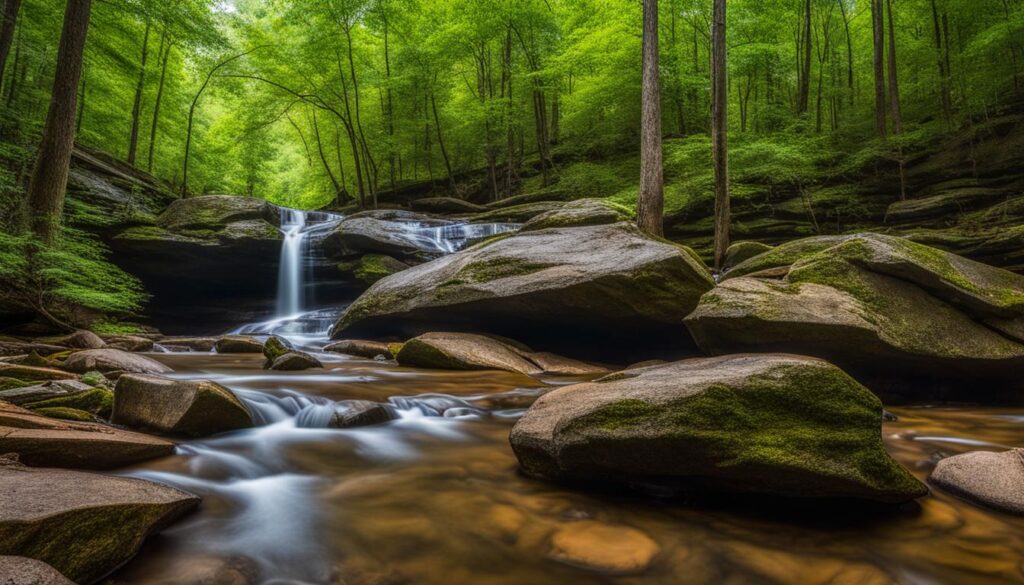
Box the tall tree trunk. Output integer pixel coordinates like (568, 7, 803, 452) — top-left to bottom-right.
(637, 0, 664, 236)
(0, 0, 21, 84)
(797, 0, 812, 114)
(5, 13, 20, 107)
(382, 6, 396, 190)
(886, 0, 906, 200)
(838, 0, 854, 106)
(343, 24, 375, 207)
(430, 86, 456, 191)
(930, 0, 952, 126)
(147, 32, 170, 172)
(711, 0, 730, 270)
(336, 51, 365, 207)
(312, 110, 340, 194)
(502, 25, 515, 197)
(550, 86, 560, 146)
(871, 0, 887, 138)
(670, 2, 686, 134)
(127, 20, 150, 166)
(75, 71, 85, 133)
(27, 0, 92, 245)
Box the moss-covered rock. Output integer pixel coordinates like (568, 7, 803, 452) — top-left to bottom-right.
(0, 377, 32, 391)
(333, 222, 715, 361)
(0, 365, 77, 382)
(113, 374, 254, 437)
(723, 241, 773, 271)
(687, 233, 1024, 399)
(80, 370, 109, 388)
(31, 407, 96, 422)
(263, 335, 292, 363)
(519, 199, 634, 232)
(510, 354, 927, 502)
(342, 254, 410, 287)
(214, 335, 264, 354)
(26, 388, 114, 419)
(0, 457, 199, 584)
(0, 380, 95, 406)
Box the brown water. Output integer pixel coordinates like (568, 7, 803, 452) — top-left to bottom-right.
(106, 351, 1024, 585)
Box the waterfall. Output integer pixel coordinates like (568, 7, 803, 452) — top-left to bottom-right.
(276, 209, 308, 317)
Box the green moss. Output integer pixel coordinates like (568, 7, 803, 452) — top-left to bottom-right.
(80, 371, 109, 387)
(26, 388, 114, 418)
(19, 351, 56, 368)
(460, 257, 553, 283)
(387, 342, 404, 359)
(724, 235, 847, 280)
(32, 406, 96, 422)
(353, 255, 408, 286)
(0, 376, 33, 391)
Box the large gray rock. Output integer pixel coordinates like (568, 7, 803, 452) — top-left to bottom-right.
(48, 330, 105, 350)
(268, 351, 322, 371)
(332, 223, 714, 361)
(685, 233, 1024, 399)
(323, 210, 451, 258)
(0, 456, 199, 584)
(519, 199, 633, 232)
(323, 339, 394, 359)
(510, 354, 927, 503)
(929, 449, 1024, 515)
(0, 401, 175, 469)
(327, 400, 399, 428)
(0, 556, 75, 584)
(214, 335, 264, 354)
(396, 332, 607, 376)
(113, 374, 254, 437)
(0, 380, 94, 406)
(63, 349, 171, 375)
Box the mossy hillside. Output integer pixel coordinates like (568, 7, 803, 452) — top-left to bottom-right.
(565, 364, 926, 501)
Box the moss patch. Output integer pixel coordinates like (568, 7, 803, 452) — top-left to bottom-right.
(33, 406, 96, 422)
(26, 388, 114, 418)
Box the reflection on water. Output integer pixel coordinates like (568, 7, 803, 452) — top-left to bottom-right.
(110, 352, 1024, 585)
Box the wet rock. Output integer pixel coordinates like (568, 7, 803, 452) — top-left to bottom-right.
(0, 379, 94, 406)
(263, 335, 292, 362)
(64, 349, 171, 375)
(268, 351, 322, 371)
(510, 354, 927, 502)
(547, 521, 659, 574)
(327, 400, 399, 428)
(103, 335, 155, 352)
(324, 211, 450, 258)
(0, 364, 77, 382)
(333, 223, 714, 361)
(520, 199, 633, 232)
(410, 196, 486, 214)
(722, 240, 773, 270)
(0, 455, 199, 584)
(685, 233, 1024, 398)
(323, 339, 394, 359)
(929, 449, 1024, 515)
(215, 335, 264, 354)
(337, 254, 410, 287)
(49, 330, 106, 350)
(526, 352, 609, 376)
(0, 401, 175, 469)
(0, 556, 75, 584)
(113, 374, 254, 437)
(0, 341, 67, 357)
(158, 336, 218, 351)
(396, 333, 542, 375)
(24, 387, 114, 419)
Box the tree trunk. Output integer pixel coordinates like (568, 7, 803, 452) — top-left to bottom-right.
(147, 32, 170, 172)
(430, 87, 456, 192)
(886, 0, 906, 200)
(838, 0, 854, 106)
(0, 0, 21, 84)
(871, 0, 887, 138)
(382, 7, 396, 190)
(930, 0, 952, 126)
(711, 0, 730, 270)
(127, 20, 150, 166)
(637, 0, 664, 236)
(312, 110, 340, 193)
(4, 18, 18, 107)
(75, 71, 85, 133)
(26, 0, 92, 245)
(797, 0, 812, 114)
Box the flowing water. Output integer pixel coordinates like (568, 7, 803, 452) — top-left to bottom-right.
(107, 207, 1024, 585)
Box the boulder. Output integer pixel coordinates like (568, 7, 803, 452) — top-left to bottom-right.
(113, 374, 254, 437)
(157, 336, 217, 351)
(468, 201, 567, 223)
(323, 211, 450, 258)
(268, 351, 323, 371)
(332, 223, 714, 361)
(103, 335, 155, 352)
(547, 521, 659, 574)
(0, 456, 199, 584)
(323, 339, 394, 359)
(263, 335, 292, 362)
(214, 335, 264, 354)
(64, 349, 172, 375)
(685, 233, 1024, 399)
(0, 365, 77, 382)
(337, 254, 410, 287)
(326, 400, 399, 428)
(0, 401, 175, 469)
(0, 556, 75, 585)
(410, 197, 486, 214)
(0, 380, 95, 406)
(929, 449, 1024, 515)
(0, 341, 67, 358)
(723, 241, 773, 271)
(519, 199, 633, 232)
(509, 354, 927, 502)
(24, 388, 114, 419)
(396, 333, 542, 375)
(49, 330, 105, 350)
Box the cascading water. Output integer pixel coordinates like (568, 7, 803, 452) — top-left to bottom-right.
(275, 209, 308, 317)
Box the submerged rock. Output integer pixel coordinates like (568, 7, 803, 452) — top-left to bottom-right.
(113, 374, 254, 437)
(509, 354, 927, 502)
(332, 223, 714, 361)
(327, 400, 399, 428)
(0, 455, 199, 584)
(324, 339, 394, 359)
(547, 521, 659, 574)
(215, 335, 264, 354)
(268, 351, 323, 371)
(929, 449, 1024, 515)
(262, 335, 293, 363)
(0, 401, 175, 469)
(685, 233, 1024, 399)
(0, 556, 76, 585)
(64, 349, 172, 375)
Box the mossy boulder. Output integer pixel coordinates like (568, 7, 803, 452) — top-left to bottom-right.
(113, 374, 254, 437)
(519, 199, 634, 232)
(214, 335, 264, 354)
(263, 335, 292, 362)
(332, 223, 715, 361)
(0, 364, 77, 382)
(0, 380, 96, 406)
(80, 370, 109, 388)
(723, 241, 773, 271)
(158, 194, 280, 231)
(0, 377, 32, 391)
(510, 354, 927, 502)
(686, 233, 1024, 400)
(410, 197, 486, 214)
(0, 456, 199, 584)
(64, 349, 172, 375)
(267, 351, 322, 371)
(0, 401, 175, 469)
(26, 388, 114, 419)
(31, 407, 96, 422)
(338, 254, 411, 287)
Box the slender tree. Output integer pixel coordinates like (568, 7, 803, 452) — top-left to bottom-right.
(711, 0, 730, 270)
(0, 0, 21, 84)
(637, 0, 664, 236)
(147, 33, 172, 172)
(797, 0, 812, 114)
(26, 0, 92, 245)
(886, 0, 906, 200)
(871, 0, 887, 137)
(127, 19, 151, 166)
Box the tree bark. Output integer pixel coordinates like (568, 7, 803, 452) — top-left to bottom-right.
(797, 0, 812, 114)
(637, 0, 664, 236)
(147, 32, 171, 172)
(0, 0, 21, 84)
(711, 0, 730, 270)
(127, 19, 150, 166)
(930, 0, 952, 126)
(27, 0, 92, 245)
(838, 0, 854, 106)
(430, 86, 456, 191)
(312, 110, 340, 193)
(886, 0, 906, 200)
(871, 0, 887, 138)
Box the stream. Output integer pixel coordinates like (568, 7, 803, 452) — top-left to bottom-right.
(108, 210, 1024, 585)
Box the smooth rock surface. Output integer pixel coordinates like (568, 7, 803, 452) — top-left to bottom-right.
(0, 456, 199, 584)
(215, 335, 264, 354)
(547, 521, 659, 574)
(63, 349, 171, 375)
(0, 556, 75, 584)
(113, 374, 253, 437)
(510, 354, 927, 502)
(396, 333, 543, 375)
(323, 339, 394, 359)
(929, 449, 1024, 515)
(326, 400, 399, 429)
(268, 352, 323, 371)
